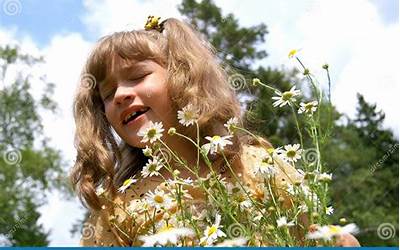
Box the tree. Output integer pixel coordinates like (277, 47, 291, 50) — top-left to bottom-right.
(326, 94, 399, 246)
(0, 45, 70, 246)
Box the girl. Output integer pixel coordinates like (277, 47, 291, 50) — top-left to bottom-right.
(71, 17, 359, 247)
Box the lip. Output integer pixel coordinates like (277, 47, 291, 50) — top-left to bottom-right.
(120, 105, 150, 125)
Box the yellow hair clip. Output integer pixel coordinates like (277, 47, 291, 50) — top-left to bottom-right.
(144, 15, 164, 32)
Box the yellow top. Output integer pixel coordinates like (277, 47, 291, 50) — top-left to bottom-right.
(80, 144, 303, 246)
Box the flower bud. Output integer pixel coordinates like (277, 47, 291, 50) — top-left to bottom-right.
(173, 169, 180, 177)
(252, 78, 262, 86)
(142, 146, 153, 157)
(168, 127, 176, 136)
(266, 224, 275, 231)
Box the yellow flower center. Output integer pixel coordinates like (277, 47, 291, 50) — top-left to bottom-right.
(288, 49, 297, 58)
(208, 226, 218, 236)
(286, 150, 296, 158)
(282, 91, 294, 101)
(123, 179, 131, 187)
(147, 128, 157, 138)
(305, 103, 314, 111)
(184, 112, 192, 120)
(154, 194, 164, 204)
(212, 135, 221, 141)
(148, 163, 157, 172)
(159, 223, 174, 233)
(262, 156, 274, 165)
(328, 225, 341, 234)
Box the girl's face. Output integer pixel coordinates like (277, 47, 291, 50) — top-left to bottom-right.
(99, 59, 175, 148)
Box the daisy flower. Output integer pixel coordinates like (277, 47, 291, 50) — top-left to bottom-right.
(118, 176, 137, 193)
(142, 145, 153, 157)
(202, 135, 233, 155)
(276, 216, 295, 228)
(200, 213, 227, 245)
(137, 121, 164, 144)
(326, 206, 334, 215)
(306, 223, 359, 241)
(139, 226, 194, 246)
(145, 189, 173, 210)
(177, 104, 199, 127)
(254, 155, 277, 178)
(141, 156, 164, 178)
(279, 144, 302, 163)
(298, 101, 318, 115)
(317, 172, 333, 182)
(224, 117, 239, 134)
(272, 86, 301, 107)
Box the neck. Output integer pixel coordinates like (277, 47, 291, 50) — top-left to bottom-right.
(160, 134, 210, 179)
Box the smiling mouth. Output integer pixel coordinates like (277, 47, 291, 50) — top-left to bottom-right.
(122, 107, 150, 125)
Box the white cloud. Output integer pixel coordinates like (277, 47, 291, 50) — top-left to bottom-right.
(333, 24, 399, 132)
(213, 0, 398, 134)
(82, 0, 182, 37)
(37, 33, 92, 246)
(40, 33, 92, 161)
(294, 0, 398, 134)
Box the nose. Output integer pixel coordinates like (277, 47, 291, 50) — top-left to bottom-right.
(113, 84, 135, 105)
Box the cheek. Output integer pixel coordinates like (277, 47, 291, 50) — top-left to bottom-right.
(104, 105, 119, 129)
(144, 82, 176, 125)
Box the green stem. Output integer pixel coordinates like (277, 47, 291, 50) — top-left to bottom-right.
(290, 104, 304, 147)
(196, 122, 200, 171)
(221, 151, 267, 218)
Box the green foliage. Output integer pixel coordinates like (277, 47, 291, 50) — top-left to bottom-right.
(179, 0, 267, 71)
(178, 0, 398, 246)
(0, 45, 70, 246)
(326, 94, 399, 246)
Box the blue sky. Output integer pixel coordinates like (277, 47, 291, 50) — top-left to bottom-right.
(0, 0, 398, 246)
(0, 0, 398, 48)
(0, 0, 88, 46)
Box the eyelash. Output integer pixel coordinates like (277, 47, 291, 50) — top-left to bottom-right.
(102, 73, 150, 101)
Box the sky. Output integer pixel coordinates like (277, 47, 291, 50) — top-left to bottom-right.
(0, 0, 398, 246)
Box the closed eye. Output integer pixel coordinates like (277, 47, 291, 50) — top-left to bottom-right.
(101, 73, 151, 102)
(128, 72, 151, 82)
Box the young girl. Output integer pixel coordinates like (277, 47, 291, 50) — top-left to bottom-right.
(71, 17, 359, 247)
